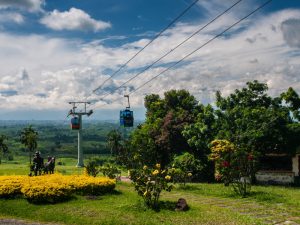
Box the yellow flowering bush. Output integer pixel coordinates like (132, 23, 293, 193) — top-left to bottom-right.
(0, 174, 116, 203)
(21, 175, 73, 203)
(69, 175, 116, 195)
(129, 163, 173, 209)
(0, 176, 25, 198)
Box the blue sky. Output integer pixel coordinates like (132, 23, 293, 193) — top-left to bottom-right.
(0, 0, 299, 120)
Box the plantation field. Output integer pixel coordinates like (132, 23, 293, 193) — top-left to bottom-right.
(1, 158, 300, 225)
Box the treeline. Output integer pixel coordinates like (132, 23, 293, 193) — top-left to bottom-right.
(111, 80, 300, 181)
(0, 121, 119, 161)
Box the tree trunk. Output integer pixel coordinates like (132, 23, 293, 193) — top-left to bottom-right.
(29, 150, 32, 165)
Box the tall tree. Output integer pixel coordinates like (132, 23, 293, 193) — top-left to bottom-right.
(128, 90, 199, 168)
(281, 87, 300, 120)
(107, 129, 122, 156)
(20, 125, 38, 164)
(214, 80, 298, 156)
(0, 135, 8, 164)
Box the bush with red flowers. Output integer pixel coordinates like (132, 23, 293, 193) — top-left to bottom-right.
(209, 140, 257, 197)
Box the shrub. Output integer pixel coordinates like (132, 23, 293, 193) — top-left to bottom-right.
(85, 160, 101, 177)
(70, 175, 116, 195)
(129, 164, 173, 209)
(0, 176, 24, 198)
(100, 164, 121, 179)
(0, 174, 116, 203)
(21, 176, 73, 203)
(209, 140, 256, 197)
(169, 168, 192, 186)
(171, 152, 202, 185)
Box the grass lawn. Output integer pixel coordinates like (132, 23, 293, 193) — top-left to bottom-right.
(1, 182, 300, 225)
(1, 158, 300, 225)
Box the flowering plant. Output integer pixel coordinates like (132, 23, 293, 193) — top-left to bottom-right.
(209, 140, 256, 197)
(129, 163, 173, 209)
(0, 174, 115, 203)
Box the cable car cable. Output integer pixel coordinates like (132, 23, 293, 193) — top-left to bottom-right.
(92, 0, 272, 110)
(128, 0, 273, 97)
(92, 0, 244, 100)
(92, 0, 200, 94)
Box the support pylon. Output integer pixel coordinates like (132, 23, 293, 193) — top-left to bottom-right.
(68, 101, 93, 167)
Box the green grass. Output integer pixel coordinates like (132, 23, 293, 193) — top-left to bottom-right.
(0, 183, 264, 225)
(1, 159, 300, 225)
(0, 156, 84, 175)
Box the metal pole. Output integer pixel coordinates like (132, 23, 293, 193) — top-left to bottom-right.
(68, 101, 92, 168)
(76, 114, 84, 167)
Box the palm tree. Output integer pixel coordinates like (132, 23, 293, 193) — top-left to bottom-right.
(20, 125, 38, 164)
(0, 135, 8, 164)
(106, 130, 122, 156)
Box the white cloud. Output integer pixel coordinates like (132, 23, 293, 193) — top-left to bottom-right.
(0, 0, 44, 12)
(0, 8, 300, 116)
(40, 7, 111, 32)
(281, 18, 300, 48)
(0, 12, 24, 24)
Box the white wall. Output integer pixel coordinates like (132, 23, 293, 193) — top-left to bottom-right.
(292, 154, 299, 176)
(256, 171, 295, 184)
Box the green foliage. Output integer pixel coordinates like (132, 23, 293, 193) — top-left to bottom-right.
(129, 164, 173, 209)
(171, 152, 202, 185)
(128, 90, 199, 169)
(209, 140, 257, 197)
(106, 129, 122, 155)
(0, 135, 8, 164)
(100, 164, 121, 179)
(20, 125, 38, 164)
(84, 158, 102, 177)
(214, 80, 299, 156)
(281, 87, 300, 120)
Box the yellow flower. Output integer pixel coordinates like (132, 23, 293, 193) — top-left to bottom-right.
(187, 172, 192, 177)
(143, 165, 148, 170)
(152, 170, 159, 175)
(165, 175, 171, 181)
(155, 163, 161, 169)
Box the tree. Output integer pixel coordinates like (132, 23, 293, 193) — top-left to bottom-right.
(214, 80, 298, 156)
(20, 125, 38, 164)
(128, 90, 200, 169)
(0, 135, 8, 164)
(281, 87, 300, 120)
(107, 130, 122, 156)
(183, 104, 218, 181)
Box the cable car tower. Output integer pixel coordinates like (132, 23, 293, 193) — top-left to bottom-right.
(68, 101, 93, 167)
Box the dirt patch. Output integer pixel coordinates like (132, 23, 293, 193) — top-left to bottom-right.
(0, 219, 60, 225)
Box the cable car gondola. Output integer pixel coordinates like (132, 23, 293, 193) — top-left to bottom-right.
(120, 95, 134, 127)
(71, 116, 80, 130)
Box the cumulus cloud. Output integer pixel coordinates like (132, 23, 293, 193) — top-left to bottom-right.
(281, 18, 300, 48)
(0, 8, 300, 116)
(0, 0, 44, 12)
(40, 7, 111, 32)
(0, 12, 24, 24)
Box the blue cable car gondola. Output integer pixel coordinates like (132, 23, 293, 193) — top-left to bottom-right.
(71, 117, 80, 130)
(120, 95, 134, 127)
(120, 109, 134, 127)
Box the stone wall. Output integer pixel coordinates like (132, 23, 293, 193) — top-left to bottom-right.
(255, 171, 295, 184)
